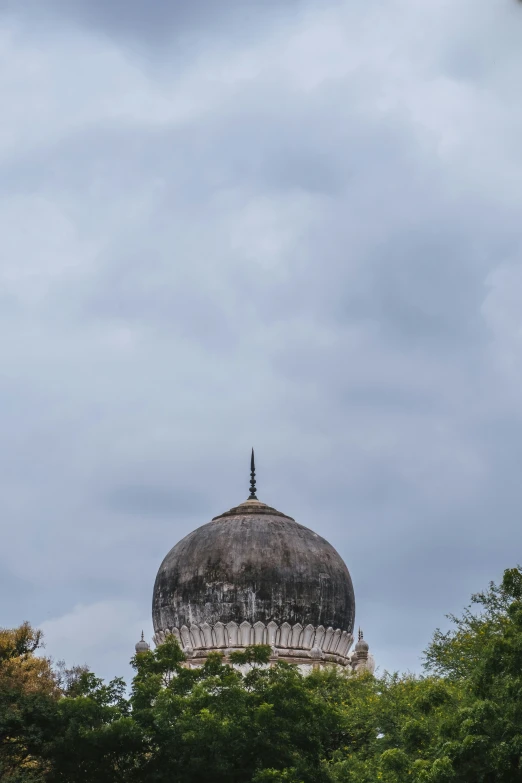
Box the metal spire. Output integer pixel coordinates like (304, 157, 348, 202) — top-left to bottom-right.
(358, 627, 363, 641)
(141, 630, 145, 641)
(248, 448, 258, 500)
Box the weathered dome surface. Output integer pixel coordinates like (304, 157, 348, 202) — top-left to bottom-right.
(152, 498, 355, 635)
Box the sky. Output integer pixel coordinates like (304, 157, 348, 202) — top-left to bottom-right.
(1, 0, 522, 683)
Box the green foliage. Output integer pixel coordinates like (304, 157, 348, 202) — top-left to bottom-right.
(0, 623, 43, 663)
(419, 565, 522, 782)
(47, 671, 144, 783)
(5, 566, 522, 782)
(0, 623, 59, 782)
(423, 568, 517, 681)
(129, 642, 338, 783)
(229, 644, 272, 666)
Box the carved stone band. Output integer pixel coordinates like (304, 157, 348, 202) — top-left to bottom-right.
(153, 621, 354, 666)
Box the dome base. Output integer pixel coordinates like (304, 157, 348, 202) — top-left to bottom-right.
(153, 619, 354, 667)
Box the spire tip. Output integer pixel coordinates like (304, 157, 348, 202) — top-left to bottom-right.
(249, 449, 258, 499)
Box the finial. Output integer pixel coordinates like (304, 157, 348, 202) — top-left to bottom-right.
(358, 627, 363, 642)
(249, 448, 258, 500)
(141, 630, 144, 641)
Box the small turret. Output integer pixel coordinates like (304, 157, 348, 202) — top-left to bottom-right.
(354, 627, 369, 655)
(353, 628, 373, 674)
(135, 630, 150, 654)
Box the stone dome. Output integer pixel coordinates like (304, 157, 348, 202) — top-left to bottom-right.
(152, 496, 355, 665)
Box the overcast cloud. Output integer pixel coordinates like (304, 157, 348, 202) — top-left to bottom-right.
(1, 0, 522, 682)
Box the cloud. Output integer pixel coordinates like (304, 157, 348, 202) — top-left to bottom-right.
(0, 0, 522, 679)
(40, 601, 151, 683)
(1, 0, 309, 50)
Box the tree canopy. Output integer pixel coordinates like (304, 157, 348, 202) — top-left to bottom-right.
(3, 566, 522, 782)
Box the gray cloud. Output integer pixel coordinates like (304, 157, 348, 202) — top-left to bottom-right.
(1, 0, 309, 49)
(0, 0, 521, 681)
(103, 481, 209, 517)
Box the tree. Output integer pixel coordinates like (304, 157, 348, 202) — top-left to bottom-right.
(45, 671, 143, 783)
(0, 623, 59, 782)
(0, 624, 142, 783)
(322, 668, 461, 783)
(129, 639, 341, 783)
(420, 566, 522, 782)
(5, 567, 522, 783)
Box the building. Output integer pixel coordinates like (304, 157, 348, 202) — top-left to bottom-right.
(137, 451, 374, 674)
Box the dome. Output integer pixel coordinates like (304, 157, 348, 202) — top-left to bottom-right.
(153, 497, 354, 631)
(152, 494, 355, 666)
